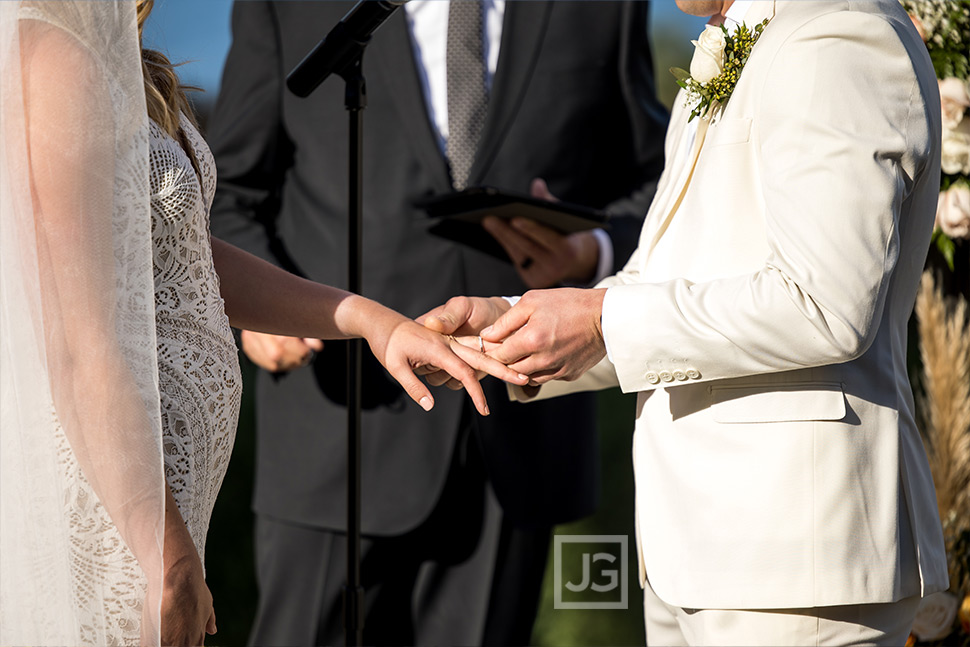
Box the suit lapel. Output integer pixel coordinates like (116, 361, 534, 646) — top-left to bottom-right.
(467, 0, 554, 185)
(643, 0, 777, 256)
(644, 113, 712, 255)
(369, 11, 453, 192)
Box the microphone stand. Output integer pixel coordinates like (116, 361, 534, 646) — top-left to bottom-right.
(287, 4, 406, 642)
(289, 45, 368, 647)
(341, 55, 366, 647)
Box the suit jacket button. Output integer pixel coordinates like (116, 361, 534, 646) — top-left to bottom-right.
(673, 370, 687, 381)
(659, 371, 674, 383)
(645, 372, 660, 384)
(686, 368, 700, 379)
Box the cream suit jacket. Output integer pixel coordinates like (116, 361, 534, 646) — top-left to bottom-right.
(516, 0, 949, 610)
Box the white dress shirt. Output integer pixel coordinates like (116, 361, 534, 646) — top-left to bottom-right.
(404, 0, 613, 284)
(404, 0, 505, 154)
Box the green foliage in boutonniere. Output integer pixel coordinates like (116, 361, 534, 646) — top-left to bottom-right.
(671, 19, 770, 122)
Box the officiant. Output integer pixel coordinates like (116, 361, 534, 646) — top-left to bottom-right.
(207, 1, 667, 644)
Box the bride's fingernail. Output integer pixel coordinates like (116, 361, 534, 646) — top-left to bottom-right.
(481, 326, 493, 337)
(419, 396, 433, 411)
(518, 373, 529, 382)
(483, 403, 490, 416)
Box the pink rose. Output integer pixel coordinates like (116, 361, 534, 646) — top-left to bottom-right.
(939, 77, 970, 132)
(937, 182, 970, 240)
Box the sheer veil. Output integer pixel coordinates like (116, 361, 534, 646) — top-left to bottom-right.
(0, 2, 165, 645)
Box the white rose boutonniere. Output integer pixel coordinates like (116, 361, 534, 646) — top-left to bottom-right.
(671, 19, 771, 122)
(690, 25, 726, 85)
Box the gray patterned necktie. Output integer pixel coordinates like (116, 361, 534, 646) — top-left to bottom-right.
(446, 0, 487, 190)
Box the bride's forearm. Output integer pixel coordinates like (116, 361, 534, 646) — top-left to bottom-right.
(212, 237, 529, 415)
(211, 236, 403, 341)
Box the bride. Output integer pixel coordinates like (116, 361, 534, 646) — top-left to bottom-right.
(0, 2, 522, 645)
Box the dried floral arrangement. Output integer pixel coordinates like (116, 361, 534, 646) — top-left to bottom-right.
(909, 273, 970, 646)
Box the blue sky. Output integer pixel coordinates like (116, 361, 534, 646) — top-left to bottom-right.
(144, 1, 706, 108)
(143, 0, 234, 100)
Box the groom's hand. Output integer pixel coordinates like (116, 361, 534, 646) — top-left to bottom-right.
(483, 288, 608, 384)
(417, 296, 511, 388)
(421, 296, 512, 338)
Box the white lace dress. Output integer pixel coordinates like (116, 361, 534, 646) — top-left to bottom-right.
(54, 116, 242, 646)
(150, 115, 241, 560)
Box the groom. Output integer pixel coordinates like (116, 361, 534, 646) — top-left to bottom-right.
(427, 0, 950, 644)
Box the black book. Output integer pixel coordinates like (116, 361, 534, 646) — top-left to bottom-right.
(419, 186, 608, 262)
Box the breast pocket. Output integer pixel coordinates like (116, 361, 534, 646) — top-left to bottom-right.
(708, 117, 752, 147)
(710, 381, 846, 423)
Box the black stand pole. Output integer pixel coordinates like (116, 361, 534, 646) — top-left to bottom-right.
(341, 56, 366, 647)
(286, 5, 408, 643)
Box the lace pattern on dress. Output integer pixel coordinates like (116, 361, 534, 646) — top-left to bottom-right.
(149, 115, 241, 562)
(51, 117, 241, 646)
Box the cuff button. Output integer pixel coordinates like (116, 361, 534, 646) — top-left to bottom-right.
(672, 370, 687, 381)
(645, 372, 660, 384)
(659, 371, 674, 383)
(686, 368, 700, 379)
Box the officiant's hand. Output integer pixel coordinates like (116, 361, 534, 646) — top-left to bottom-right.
(483, 178, 599, 288)
(483, 288, 608, 384)
(240, 330, 324, 373)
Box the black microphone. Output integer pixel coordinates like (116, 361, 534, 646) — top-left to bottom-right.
(287, 0, 409, 97)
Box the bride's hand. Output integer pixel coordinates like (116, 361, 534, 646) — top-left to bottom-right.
(147, 487, 216, 647)
(415, 334, 504, 391)
(158, 554, 217, 647)
(361, 308, 528, 416)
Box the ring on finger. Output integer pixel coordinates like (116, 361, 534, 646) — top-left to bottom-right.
(478, 335, 485, 354)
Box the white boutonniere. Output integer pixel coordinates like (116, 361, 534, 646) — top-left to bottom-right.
(671, 19, 770, 122)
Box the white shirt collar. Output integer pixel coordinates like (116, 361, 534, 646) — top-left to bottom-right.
(723, 0, 757, 32)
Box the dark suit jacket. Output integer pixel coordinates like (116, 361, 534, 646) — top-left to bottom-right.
(208, 0, 667, 536)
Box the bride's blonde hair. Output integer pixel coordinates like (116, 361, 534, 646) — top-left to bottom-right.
(136, 0, 201, 177)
